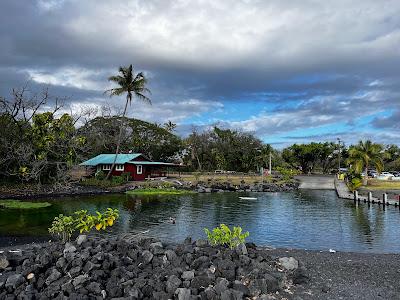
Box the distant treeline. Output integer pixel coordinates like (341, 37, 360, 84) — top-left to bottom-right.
(1, 87, 399, 184)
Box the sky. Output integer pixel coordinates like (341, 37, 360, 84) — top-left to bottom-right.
(1, 0, 399, 148)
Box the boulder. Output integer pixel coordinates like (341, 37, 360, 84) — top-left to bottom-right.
(175, 287, 191, 300)
(5, 274, 25, 290)
(279, 257, 298, 271)
(166, 275, 182, 294)
(141, 250, 154, 264)
(181, 270, 195, 280)
(45, 269, 61, 285)
(76, 235, 87, 246)
(0, 256, 9, 270)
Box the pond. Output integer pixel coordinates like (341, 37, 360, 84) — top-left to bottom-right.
(1, 190, 400, 253)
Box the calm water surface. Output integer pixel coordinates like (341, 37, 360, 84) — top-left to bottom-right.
(1, 190, 400, 253)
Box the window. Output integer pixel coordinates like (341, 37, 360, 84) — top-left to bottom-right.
(137, 165, 143, 174)
(116, 164, 124, 171)
(102, 164, 111, 170)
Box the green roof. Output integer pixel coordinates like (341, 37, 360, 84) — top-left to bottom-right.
(79, 154, 142, 166)
(129, 161, 179, 166)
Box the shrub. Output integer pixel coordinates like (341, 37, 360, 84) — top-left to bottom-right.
(275, 167, 300, 180)
(121, 172, 131, 181)
(204, 224, 249, 249)
(112, 175, 124, 185)
(95, 170, 106, 180)
(49, 208, 119, 242)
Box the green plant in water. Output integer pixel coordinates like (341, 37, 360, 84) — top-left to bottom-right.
(48, 208, 119, 242)
(48, 214, 76, 243)
(0, 200, 51, 210)
(204, 224, 249, 249)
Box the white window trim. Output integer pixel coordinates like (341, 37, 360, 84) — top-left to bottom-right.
(115, 164, 124, 171)
(102, 164, 111, 171)
(137, 165, 143, 174)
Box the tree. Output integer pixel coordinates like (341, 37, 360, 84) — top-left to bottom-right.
(164, 120, 177, 132)
(104, 65, 151, 179)
(347, 140, 385, 185)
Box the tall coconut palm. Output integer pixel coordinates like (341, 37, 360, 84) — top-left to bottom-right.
(347, 140, 384, 185)
(104, 64, 151, 179)
(164, 120, 177, 132)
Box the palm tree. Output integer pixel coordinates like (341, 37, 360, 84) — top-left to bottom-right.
(256, 144, 273, 174)
(347, 140, 384, 185)
(104, 64, 151, 179)
(164, 120, 177, 132)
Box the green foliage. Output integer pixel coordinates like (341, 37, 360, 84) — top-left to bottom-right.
(282, 142, 337, 173)
(347, 140, 385, 175)
(185, 127, 264, 172)
(79, 116, 183, 162)
(111, 175, 125, 185)
(0, 200, 52, 210)
(48, 214, 76, 243)
(121, 172, 131, 181)
(204, 224, 249, 249)
(79, 178, 122, 188)
(95, 170, 106, 180)
(346, 169, 363, 191)
(126, 188, 195, 196)
(49, 208, 119, 242)
(275, 167, 301, 180)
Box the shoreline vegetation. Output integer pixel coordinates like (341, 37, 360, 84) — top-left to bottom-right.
(0, 200, 51, 210)
(126, 188, 195, 196)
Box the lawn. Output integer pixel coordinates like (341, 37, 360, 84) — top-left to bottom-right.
(126, 188, 195, 196)
(175, 173, 291, 185)
(0, 200, 52, 209)
(365, 179, 400, 190)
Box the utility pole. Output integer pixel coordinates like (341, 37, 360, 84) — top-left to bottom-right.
(269, 152, 272, 175)
(337, 138, 341, 175)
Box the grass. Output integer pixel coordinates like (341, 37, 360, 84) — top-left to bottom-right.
(79, 178, 125, 188)
(175, 173, 294, 185)
(126, 188, 195, 195)
(0, 200, 52, 209)
(364, 179, 400, 190)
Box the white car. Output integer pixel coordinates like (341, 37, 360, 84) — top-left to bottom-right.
(377, 172, 394, 180)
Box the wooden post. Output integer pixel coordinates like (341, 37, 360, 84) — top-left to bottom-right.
(368, 192, 372, 203)
(353, 190, 358, 202)
(383, 193, 387, 206)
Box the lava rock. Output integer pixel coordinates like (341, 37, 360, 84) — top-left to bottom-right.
(279, 257, 298, 271)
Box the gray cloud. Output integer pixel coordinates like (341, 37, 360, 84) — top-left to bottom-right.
(1, 0, 400, 145)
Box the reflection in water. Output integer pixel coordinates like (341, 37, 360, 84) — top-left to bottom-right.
(1, 191, 400, 253)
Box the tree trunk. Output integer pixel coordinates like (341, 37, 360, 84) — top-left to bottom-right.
(105, 96, 129, 180)
(363, 165, 368, 186)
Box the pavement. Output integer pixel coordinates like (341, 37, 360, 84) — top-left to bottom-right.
(269, 248, 400, 300)
(295, 175, 335, 190)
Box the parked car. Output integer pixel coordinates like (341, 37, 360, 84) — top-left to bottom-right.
(392, 171, 400, 177)
(377, 172, 394, 180)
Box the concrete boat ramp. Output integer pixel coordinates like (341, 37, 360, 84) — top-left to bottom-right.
(296, 175, 400, 208)
(296, 175, 335, 190)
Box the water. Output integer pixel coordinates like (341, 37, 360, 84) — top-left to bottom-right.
(1, 190, 400, 253)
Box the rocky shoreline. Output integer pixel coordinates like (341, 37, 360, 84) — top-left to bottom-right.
(0, 180, 299, 200)
(0, 235, 308, 300)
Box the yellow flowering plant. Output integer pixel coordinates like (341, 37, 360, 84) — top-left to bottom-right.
(49, 208, 119, 242)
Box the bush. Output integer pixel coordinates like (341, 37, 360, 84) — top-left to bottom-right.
(112, 175, 124, 185)
(204, 224, 249, 249)
(49, 208, 119, 242)
(95, 170, 106, 180)
(121, 172, 131, 181)
(79, 178, 122, 188)
(275, 167, 300, 180)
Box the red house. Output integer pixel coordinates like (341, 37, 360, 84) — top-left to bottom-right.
(79, 153, 180, 181)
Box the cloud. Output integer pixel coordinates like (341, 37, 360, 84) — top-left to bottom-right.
(1, 0, 400, 146)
